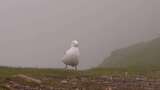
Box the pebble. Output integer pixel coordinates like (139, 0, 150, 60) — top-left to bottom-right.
(61, 80, 68, 84)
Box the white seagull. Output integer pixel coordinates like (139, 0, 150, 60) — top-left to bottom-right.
(62, 40, 80, 70)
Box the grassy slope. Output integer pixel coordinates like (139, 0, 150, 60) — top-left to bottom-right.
(100, 37, 160, 70)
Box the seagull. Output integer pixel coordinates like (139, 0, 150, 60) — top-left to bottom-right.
(62, 40, 80, 70)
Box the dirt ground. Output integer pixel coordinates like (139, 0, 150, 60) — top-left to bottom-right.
(1, 74, 160, 90)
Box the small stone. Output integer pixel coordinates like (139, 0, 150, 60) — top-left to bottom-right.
(75, 88, 79, 90)
(61, 80, 68, 84)
(106, 87, 112, 90)
(72, 82, 77, 85)
(16, 74, 42, 84)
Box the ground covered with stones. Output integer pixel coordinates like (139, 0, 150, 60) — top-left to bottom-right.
(0, 74, 160, 90)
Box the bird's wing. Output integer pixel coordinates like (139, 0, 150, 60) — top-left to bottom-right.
(62, 49, 70, 61)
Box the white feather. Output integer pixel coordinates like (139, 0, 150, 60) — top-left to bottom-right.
(62, 40, 80, 67)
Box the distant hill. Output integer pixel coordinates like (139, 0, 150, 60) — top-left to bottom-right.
(100, 37, 160, 70)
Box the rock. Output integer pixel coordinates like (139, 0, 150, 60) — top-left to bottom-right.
(71, 78, 78, 82)
(15, 74, 42, 84)
(71, 82, 77, 85)
(75, 88, 79, 90)
(61, 80, 68, 84)
(4, 84, 12, 89)
(106, 87, 112, 90)
(125, 72, 128, 77)
(81, 77, 88, 82)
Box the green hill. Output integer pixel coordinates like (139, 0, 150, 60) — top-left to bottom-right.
(100, 37, 160, 70)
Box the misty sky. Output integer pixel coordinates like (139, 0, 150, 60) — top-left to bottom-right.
(0, 0, 159, 69)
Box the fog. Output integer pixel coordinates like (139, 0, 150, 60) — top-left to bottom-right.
(0, 0, 159, 69)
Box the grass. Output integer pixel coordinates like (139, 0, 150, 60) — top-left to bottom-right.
(86, 67, 160, 78)
(0, 66, 159, 79)
(0, 67, 79, 78)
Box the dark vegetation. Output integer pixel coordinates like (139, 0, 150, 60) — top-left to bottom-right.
(100, 37, 160, 70)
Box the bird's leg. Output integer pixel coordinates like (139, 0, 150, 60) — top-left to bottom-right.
(65, 65, 68, 70)
(75, 66, 78, 71)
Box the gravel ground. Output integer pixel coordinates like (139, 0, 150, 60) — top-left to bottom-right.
(1, 74, 160, 90)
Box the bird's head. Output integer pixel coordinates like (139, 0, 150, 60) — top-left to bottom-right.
(71, 40, 79, 47)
